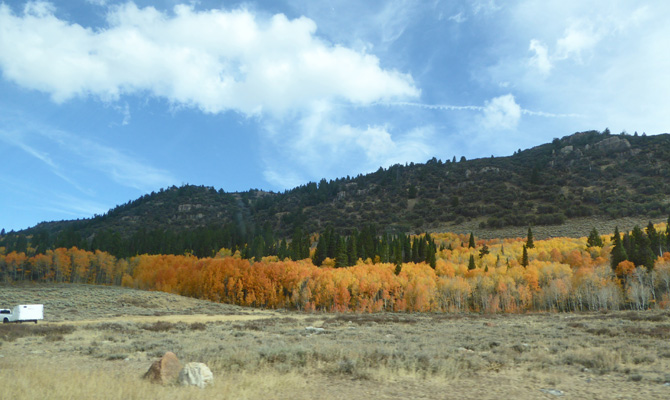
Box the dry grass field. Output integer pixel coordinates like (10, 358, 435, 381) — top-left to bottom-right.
(2, 284, 670, 399)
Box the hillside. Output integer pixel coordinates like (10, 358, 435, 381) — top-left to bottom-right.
(3, 130, 670, 257)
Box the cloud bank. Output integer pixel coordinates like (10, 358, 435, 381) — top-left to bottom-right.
(0, 1, 418, 115)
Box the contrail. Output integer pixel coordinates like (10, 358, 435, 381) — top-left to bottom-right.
(374, 101, 581, 118)
(520, 109, 581, 118)
(383, 101, 484, 112)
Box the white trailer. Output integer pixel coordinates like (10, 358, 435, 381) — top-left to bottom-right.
(1, 304, 44, 323)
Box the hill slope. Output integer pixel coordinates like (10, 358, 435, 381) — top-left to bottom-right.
(3, 130, 670, 255)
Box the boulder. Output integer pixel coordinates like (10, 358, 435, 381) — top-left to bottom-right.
(593, 136, 631, 153)
(305, 326, 325, 334)
(143, 352, 182, 385)
(178, 362, 213, 389)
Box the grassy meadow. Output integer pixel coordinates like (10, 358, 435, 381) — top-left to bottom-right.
(2, 284, 670, 399)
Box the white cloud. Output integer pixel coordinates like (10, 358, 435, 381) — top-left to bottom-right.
(48, 193, 109, 218)
(262, 169, 305, 192)
(526, 20, 604, 76)
(555, 20, 603, 63)
(0, 121, 175, 193)
(0, 128, 90, 194)
(528, 39, 552, 75)
(478, 1, 670, 143)
(262, 104, 433, 188)
(448, 12, 466, 23)
(42, 128, 175, 192)
(120, 102, 130, 126)
(480, 94, 521, 130)
(23, 1, 54, 17)
(0, 2, 419, 116)
(471, 0, 501, 16)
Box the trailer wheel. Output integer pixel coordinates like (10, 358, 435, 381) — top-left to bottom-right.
(2, 318, 7, 323)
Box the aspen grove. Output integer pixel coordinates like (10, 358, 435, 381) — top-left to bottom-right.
(2, 225, 670, 313)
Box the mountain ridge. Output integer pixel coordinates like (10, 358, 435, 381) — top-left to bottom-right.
(3, 129, 670, 257)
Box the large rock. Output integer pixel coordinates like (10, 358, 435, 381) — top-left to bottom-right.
(178, 362, 214, 389)
(143, 352, 182, 385)
(593, 136, 631, 153)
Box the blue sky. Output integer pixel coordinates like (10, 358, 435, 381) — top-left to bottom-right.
(1, 0, 669, 232)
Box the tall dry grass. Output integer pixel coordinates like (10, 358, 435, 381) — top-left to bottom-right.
(0, 358, 310, 400)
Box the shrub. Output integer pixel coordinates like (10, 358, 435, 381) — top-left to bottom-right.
(141, 321, 175, 332)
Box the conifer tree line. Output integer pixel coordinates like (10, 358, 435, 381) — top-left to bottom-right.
(3, 218, 665, 285)
(311, 226, 437, 269)
(0, 223, 438, 269)
(1, 216, 668, 271)
(608, 219, 670, 271)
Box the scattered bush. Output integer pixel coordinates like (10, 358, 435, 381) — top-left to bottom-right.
(0, 324, 76, 342)
(188, 322, 207, 331)
(562, 348, 620, 372)
(141, 321, 175, 332)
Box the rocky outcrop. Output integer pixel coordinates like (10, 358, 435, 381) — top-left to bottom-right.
(178, 362, 214, 389)
(560, 145, 574, 155)
(593, 136, 631, 153)
(143, 352, 182, 385)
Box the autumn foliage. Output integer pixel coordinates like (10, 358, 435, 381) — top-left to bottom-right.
(2, 225, 670, 313)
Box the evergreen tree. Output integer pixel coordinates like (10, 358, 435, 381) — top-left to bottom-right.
(630, 225, 655, 270)
(587, 227, 603, 247)
(610, 226, 628, 270)
(301, 232, 311, 260)
(411, 237, 420, 263)
(356, 225, 375, 260)
(418, 236, 427, 261)
(251, 235, 265, 261)
(14, 234, 28, 254)
(479, 244, 489, 258)
(468, 232, 475, 248)
(327, 229, 339, 259)
(646, 221, 661, 257)
(394, 240, 403, 266)
(31, 229, 51, 254)
(468, 254, 476, 270)
(427, 240, 437, 269)
(290, 228, 310, 261)
(394, 262, 402, 276)
(379, 234, 390, 263)
(312, 232, 328, 266)
(408, 184, 418, 199)
(347, 234, 358, 266)
(335, 237, 348, 268)
(240, 243, 251, 259)
(521, 245, 529, 267)
(277, 239, 289, 260)
(403, 235, 412, 263)
(526, 227, 534, 249)
(530, 167, 541, 185)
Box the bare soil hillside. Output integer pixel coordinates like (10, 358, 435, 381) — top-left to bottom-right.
(2, 284, 670, 399)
